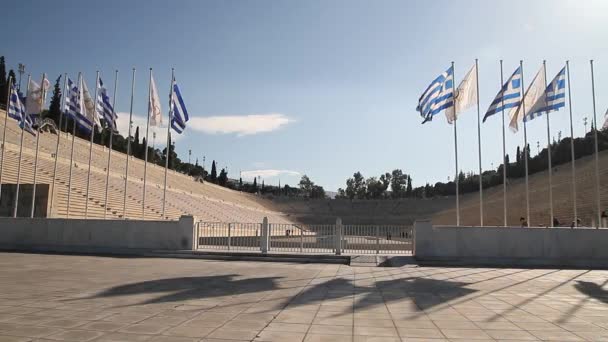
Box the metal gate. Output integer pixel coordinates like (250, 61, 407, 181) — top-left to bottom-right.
(196, 221, 412, 254)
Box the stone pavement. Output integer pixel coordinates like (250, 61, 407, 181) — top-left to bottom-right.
(0, 253, 607, 341)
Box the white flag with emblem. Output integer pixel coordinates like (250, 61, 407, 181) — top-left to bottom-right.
(509, 65, 546, 132)
(149, 75, 163, 127)
(446, 63, 477, 124)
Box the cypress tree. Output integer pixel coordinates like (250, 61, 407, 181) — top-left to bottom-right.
(210, 161, 217, 182)
(0, 57, 7, 106)
(48, 76, 62, 125)
(133, 126, 140, 156)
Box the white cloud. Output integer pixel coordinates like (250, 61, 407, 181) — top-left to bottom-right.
(189, 113, 292, 136)
(115, 112, 181, 149)
(241, 169, 301, 181)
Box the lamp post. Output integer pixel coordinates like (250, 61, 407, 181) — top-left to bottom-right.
(17, 64, 25, 92)
(584, 117, 588, 134)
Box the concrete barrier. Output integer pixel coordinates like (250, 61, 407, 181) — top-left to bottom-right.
(0, 216, 194, 254)
(414, 220, 608, 268)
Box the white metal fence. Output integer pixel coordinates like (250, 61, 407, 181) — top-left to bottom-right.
(195, 219, 412, 255)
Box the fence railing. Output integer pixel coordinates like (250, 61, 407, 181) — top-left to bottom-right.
(195, 218, 412, 255)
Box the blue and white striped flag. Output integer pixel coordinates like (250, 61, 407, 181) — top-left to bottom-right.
(417, 66, 454, 123)
(8, 84, 35, 135)
(170, 80, 189, 134)
(525, 67, 566, 122)
(64, 77, 94, 133)
(483, 67, 522, 122)
(96, 78, 117, 131)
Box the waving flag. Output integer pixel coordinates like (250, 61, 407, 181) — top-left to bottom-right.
(96, 78, 117, 131)
(170, 80, 189, 134)
(483, 67, 522, 122)
(526, 67, 566, 122)
(447, 63, 477, 124)
(8, 84, 35, 135)
(25, 77, 50, 118)
(149, 74, 163, 127)
(65, 77, 93, 133)
(81, 78, 101, 131)
(509, 65, 545, 132)
(417, 66, 454, 123)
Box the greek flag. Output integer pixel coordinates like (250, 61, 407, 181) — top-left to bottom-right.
(96, 78, 117, 131)
(525, 67, 566, 122)
(483, 66, 522, 122)
(64, 77, 94, 133)
(8, 84, 35, 135)
(170, 80, 189, 134)
(417, 66, 454, 123)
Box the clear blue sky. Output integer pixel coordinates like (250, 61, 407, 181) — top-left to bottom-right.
(5, 0, 608, 191)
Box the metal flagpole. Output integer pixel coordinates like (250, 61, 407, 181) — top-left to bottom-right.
(162, 68, 174, 219)
(103, 70, 118, 219)
(142, 68, 152, 219)
(0, 76, 13, 204)
(452, 61, 460, 226)
(67, 73, 81, 218)
(590, 60, 601, 228)
(49, 73, 67, 216)
(123, 68, 136, 219)
(13, 75, 31, 217)
(520, 60, 531, 227)
(500, 60, 508, 226)
(84, 71, 100, 219)
(566, 61, 577, 227)
(475, 59, 483, 226)
(543, 61, 554, 226)
(30, 73, 47, 218)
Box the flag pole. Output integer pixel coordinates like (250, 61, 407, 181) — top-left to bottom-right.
(162, 68, 174, 219)
(13, 75, 31, 217)
(542, 61, 554, 226)
(452, 61, 460, 226)
(103, 70, 118, 219)
(566, 61, 577, 227)
(67, 73, 82, 218)
(123, 68, 136, 219)
(590, 60, 601, 228)
(142, 68, 152, 220)
(30, 73, 47, 218)
(520, 60, 530, 227)
(0, 76, 13, 205)
(49, 73, 67, 217)
(500, 60, 507, 226)
(475, 59, 483, 226)
(84, 71, 100, 219)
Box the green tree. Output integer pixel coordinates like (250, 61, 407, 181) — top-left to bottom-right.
(252, 177, 257, 191)
(390, 169, 407, 198)
(133, 126, 140, 157)
(406, 175, 413, 196)
(0, 57, 6, 106)
(210, 160, 217, 182)
(218, 168, 228, 186)
(48, 76, 62, 125)
(345, 172, 366, 199)
(310, 185, 326, 199)
(365, 177, 385, 199)
(298, 175, 314, 197)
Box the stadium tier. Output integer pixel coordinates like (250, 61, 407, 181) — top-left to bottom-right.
(0, 111, 292, 222)
(432, 150, 608, 227)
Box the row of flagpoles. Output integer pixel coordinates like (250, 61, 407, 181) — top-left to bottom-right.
(418, 60, 604, 228)
(1, 68, 190, 219)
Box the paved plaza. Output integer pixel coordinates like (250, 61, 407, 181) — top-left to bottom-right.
(0, 253, 607, 341)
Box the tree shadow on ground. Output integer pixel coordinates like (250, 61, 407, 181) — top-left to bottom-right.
(289, 276, 476, 315)
(574, 281, 608, 305)
(72, 274, 283, 306)
(70, 271, 476, 314)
